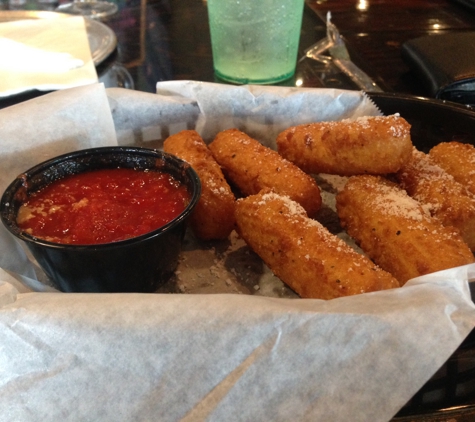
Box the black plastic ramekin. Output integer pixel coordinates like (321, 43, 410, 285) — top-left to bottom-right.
(0, 146, 201, 293)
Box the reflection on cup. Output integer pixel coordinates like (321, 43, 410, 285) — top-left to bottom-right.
(207, 0, 305, 85)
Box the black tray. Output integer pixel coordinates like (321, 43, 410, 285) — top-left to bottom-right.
(368, 92, 475, 149)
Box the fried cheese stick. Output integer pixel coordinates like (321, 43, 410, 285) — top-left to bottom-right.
(209, 128, 322, 217)
(163, 130, 236, 240)
(429, 141, 475, 196)
(336, 175, 474, 285)
(276, 114, 413, 176)
(234, 190, 400, 300)
(396, 148, 475, 251)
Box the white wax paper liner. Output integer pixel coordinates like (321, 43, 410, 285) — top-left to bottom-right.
(0, 264, 474, 422)
(0, 82, 474, 421)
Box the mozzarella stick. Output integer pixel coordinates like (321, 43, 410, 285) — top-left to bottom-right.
(336, 175, 474, 285)
(209, 128, 322, 217)
(429, 141, 475, 196)
(163, 130, 235, 240)
(397, 148, 475, 251)
(276, 114, 413, 176)
(234, 190, 400, 300)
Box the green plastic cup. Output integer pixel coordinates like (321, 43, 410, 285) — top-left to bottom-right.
(207, 0, 305, 85)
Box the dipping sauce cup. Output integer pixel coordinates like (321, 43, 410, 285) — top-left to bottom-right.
(0, 147, 201, 293)
(207, 0, 305, 85)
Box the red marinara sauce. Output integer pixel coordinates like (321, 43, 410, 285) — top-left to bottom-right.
(16, 168, 191, 245)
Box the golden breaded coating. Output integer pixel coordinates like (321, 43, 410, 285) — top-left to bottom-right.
(209, 129, 322, 217)
(163, 130, 235, 240)
(397, 148, 475, 251)
(430, 141, 475, 196)
(336, 175, 474, 285)
(234, 190, 400, 300)
(276, 114, 413, 176)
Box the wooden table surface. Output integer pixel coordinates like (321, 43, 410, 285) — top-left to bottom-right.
(94, 0, 475, 97)
(306, 0, 475, 95)
(3, 0, 475, 101)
